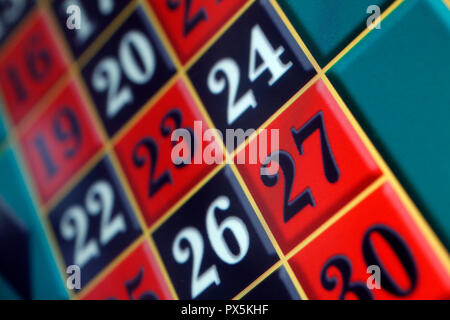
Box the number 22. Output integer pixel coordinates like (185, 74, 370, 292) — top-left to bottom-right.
(60, 180, 126, 268)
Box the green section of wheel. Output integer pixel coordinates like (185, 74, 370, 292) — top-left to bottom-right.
(0, 147, 69, 299)
(277, 0, 393, 66)
(0, 99, 7, 145)
(0, 274, 21, 300)
(327, 0, 450, 248)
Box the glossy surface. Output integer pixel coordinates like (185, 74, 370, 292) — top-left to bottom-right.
(189, 0, 315, 147)
(52, 0, 128, 58)
(289, 183, 450, 300)
(0, 10, 70, 125)
(115, 79, 221, 227)
(82, 6, 175, 136)
(49, 156, 142, 289)
(83, 241, 173, 300)
(328, 0, 450, 249)
(242, 266, 300, 300)
(20, 79, 102, 203)
(153, 166, 277, 299)
(149, 0, 248, 63)
(237, 80, 381, 253)
(278, 0, 394, 66)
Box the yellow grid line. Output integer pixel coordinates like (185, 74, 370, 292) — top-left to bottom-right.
(142, 0, 309, 299)
(0, 89, 76, 300)
(41, 0, 181, 299)
(0, 0, 447, 300)
(232, 260, 284, 300)
(322, 0, 404, 73)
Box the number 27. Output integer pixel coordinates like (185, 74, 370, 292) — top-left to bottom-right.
(261, 112, 340, 223)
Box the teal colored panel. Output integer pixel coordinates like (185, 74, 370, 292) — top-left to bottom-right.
(0, 147, 68, 299)
(0, 100, 7, 144)
(278, 0, 394, 66)
(0, 275, 21, 300)
(328, 0, 450, 248)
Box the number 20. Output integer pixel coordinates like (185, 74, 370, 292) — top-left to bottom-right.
(208, 24, 292, 125)
(92, 30, 156, 119)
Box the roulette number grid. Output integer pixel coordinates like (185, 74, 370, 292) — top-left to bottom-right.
(0, 0, 449, 300)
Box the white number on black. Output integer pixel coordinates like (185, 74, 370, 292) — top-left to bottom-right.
(60, 180, 126, 268)
(92, 30, 156, 119)
(172, 195, 250, 298)
(0, 0, 27, 39)
(207, 24, 292, 125)
(62, 0, 115, 45)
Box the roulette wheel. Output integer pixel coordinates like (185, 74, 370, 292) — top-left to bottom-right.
(0, 0, 449, 300)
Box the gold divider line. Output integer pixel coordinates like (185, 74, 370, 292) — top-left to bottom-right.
(11, 0, 76, 136)
(184, 0, 256, 71)
(444, 0, 450, 10)
(232, 260, 284, 300)
(140, 0, 231, 160)
(0, 72, 74, 299)
(269, 0, 322, 74)
(34, 1, 158, 298)
(230, 73, 320, 159)
(285, 175, 388, 261)
(144, 0, 336, 299)
(143, 0, 294, 298)
(76, 0, 139, 70)
(147, 236, 180, 300)
(322, 0, 404, 73)
(282, 261, 309, 300)
(228, 163, 286, 261)
(148, 163, 226, 235)
(14, 69, 73, 138)
(321, 75, 450, 274)
(75, 158, 226, 298)
(5, 115, 77, 299)
(5, 0, 441, 300)
(0, 5, 38, 60)
(271, 0, 450, 292)
(41, 146, 107, 214)
(76, 235, 147, 299)
(229, 162, 308, 299)
(110, 73, 181, 145)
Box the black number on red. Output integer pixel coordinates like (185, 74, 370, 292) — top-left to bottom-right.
(321, 255, 373, 300)
(34, 107, 82, 178)
(261, 151, 315, 223)
(260, 111, 339, 223)
(167, 0, 208, 37)
(108, 267, 159, 300)
(7, 34, 53, 102)
(320, 224, 417, 299)
(132, 108, 197, 197)
(362, 225, 417, 296)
